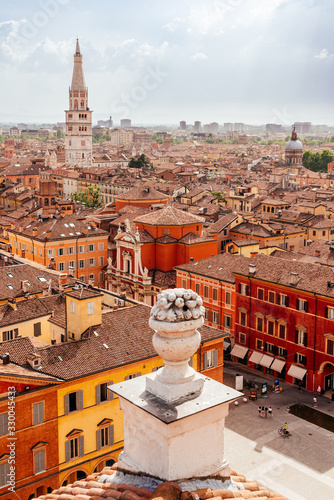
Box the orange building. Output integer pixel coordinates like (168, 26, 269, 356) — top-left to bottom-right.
(106, 206, 218, 304)
(6, 214, 109, 287)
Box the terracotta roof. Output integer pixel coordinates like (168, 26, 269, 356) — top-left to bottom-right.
(117, 186, 167, 201)
(65, 288, 103, 300)
(35, 464, 288, 500)
(135, 206, 205, 226)
(0, 304, 224, 380)
(210, 214, 238, 233)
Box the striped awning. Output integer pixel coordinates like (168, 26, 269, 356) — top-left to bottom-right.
(249, 351, 263, 364)
(271, 359, 286, 373)
(259, 354, 274, 368)
(230, 344, 248, 359)
(287, 365, 307, 380)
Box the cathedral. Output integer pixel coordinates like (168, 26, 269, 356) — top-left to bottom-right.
(65, 39, 93, 167)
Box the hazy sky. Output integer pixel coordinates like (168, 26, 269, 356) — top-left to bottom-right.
(0, 0, 333, 126)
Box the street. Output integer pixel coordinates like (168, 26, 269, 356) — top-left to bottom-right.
(223, 362, 334, 500)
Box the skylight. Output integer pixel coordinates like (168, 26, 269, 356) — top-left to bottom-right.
(94, 331, 98, 336)
(37, 276, 47, 282)
(103, 343, 109, 349)
(60, 233, 65, 237)
(69, 223, 75, 227)
(58, 355, 63, 361)
(6, 273, 13, 278)
(26, 224, 31, 228)
(7, 284, 14, 289)
(64, 223, 69, 227)
(76, 232, 81, 235)
(69, 232, 74, 236)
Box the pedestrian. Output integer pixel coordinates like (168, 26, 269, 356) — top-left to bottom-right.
(313, 395, 317, 408)
(268, 406, 272, 417)
(261, 406, 265, 417)
(265, 407, 268, 417)
(258, 405, 261, 417)
(317, 385, 321, 396)
(298, 381, 302, 393)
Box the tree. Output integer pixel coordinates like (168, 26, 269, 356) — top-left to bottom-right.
(93, 132, 110, 143)
(128, 154, 150, 169)
(70, 186, 102, 208)
(57, 129, 65, 139)
(302, 149, 334, 172)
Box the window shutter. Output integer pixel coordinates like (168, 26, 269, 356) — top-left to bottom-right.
(64, 394, 69, 415)
(137, 372, 142, 377)
(96, 385, 101, 405)
(65, 441, 71, 462)
(96, 429, 101, 451)
(283, 349, 287, 359)
(295, 330, 299, 344)
(238, 283, 241, 294)
(277, 294, 280, 305)
(108, 381, 114, 401)
(264, 342, 268, 352)
(33, 404, 38, 425)
(305, 301, 309, 313)
(286, 296, 289, 307)
(304, 332, 308, 347)
(294, 353, 298, 363)
(78, 390, 83, 410)
(125, 375, 129, 380)
(109, 425, 114, 446)
(204, 352, 208, 370)
(273, 345, 278, 356)
(325, 306, 329, 318)
(296, 299, 300, 310)
(0, 413, 8, 436)
(14, 328, 18, 338)
(246, 285, 249, 296)
(79, 435, 84, 457)
(214, 349, 218, 367)
(39, 449, 45, 472)
(302, 356, 307, 366)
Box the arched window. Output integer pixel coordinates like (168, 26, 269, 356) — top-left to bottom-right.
(81, 100, 85, 109)
(74, 99, 78, 109)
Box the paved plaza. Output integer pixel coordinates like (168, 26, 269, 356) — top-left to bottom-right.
(223, 362, 334, 499)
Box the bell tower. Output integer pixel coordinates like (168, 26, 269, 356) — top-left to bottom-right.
(65, 39, 93, 167)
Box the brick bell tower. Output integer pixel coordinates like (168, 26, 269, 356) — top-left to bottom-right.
(65, 39, 93, 167)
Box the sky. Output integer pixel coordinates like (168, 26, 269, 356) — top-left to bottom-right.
(0, 0, 333, 126)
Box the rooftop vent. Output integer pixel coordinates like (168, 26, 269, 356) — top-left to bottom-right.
(249, 263, 256, 275)
(290, 272, 299, 286)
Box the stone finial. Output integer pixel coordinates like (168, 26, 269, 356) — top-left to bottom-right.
(147, 288, 205, 403)
(150, 288, 205, 322)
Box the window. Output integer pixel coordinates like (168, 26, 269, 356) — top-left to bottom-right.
(195, 283, 200, 295)
(33, 402, 44, 425)
(88, 244, 95, 252)
(34, 449, 45, 474)
(256, 339, 263, 350)
(89, 258, 95, 267)
(0, 462, 10, 487)
(278, 322, 286, 339)
(79, 245, 86, 253)
(204, 349, 218, 369)
(96, 425, 114, 450)
(212, 311, 219, 324)
(58, 248, 65, 256)
(267, 320, 275, 336)
(295, 329, 307, 347)
(34, 322, 41, 337)
(88, 302, 94, 315)
(98, 243, 104, 251)
(125, 373, 141, 380)
(213, 288, 218, 301)
(79, 259, 85, 268)
(70, 300, 75, 314)
(325, 306, 334, 319)
(66, 435, 84, 461)
(295, 353, 307, 366)
(239, 283, 249, 295)
(257, 288, 264, 300)
(268, 291, 275, 303)
(99, 256, 104, 266)
(204, 286, 209, 298)
(2, 329, 18, 341)
(225, 291, 231, 304)
(297, 299, 308, 312)
(58, 262, 65, 271)
(0, 413, 8, 436)
(265, 343, 274, 353)
(256, 316, 263, 332)
(327, 339, 334, 356)
(278, 347, 287, 358)
(278, 294, 289, 307)
(239, 310, 246, 326)
(68, 247, 75, 255)
(182, 279, 187, 289)
(64, 391, 83, 414)
(96, 382, 113, 404)
(223, 314, 232, 329)
(239, 333, 246, 344)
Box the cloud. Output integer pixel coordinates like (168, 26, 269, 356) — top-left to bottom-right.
(191, 52, 207, 60)
(163, 17, 183, 32)
(315, 48, 331, 59)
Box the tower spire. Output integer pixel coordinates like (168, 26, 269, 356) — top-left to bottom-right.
(75, 37, 80, 55)
(71, 38, 86, 92)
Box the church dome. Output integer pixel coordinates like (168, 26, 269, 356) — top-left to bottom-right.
(285, 127, 303, 150)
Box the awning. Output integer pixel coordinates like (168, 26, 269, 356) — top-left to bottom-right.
(223, 341, 231, 350)
(249, 351, 263, 364)
(259, 354, 274, 368)
(271, 359, 286, 373)
(230, 344, 248, 359)
(287, 365, 307, 380)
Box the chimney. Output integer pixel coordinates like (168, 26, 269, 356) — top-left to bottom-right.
(1, 353, 10, 365)
(8, 298, 17, 310)
(315, 249, 321, 257)
(21, 280, 30, 293)
(19, 225, 23, 232)
(111, 288, 241, 482)
(59, 273, 67, 287)
(32, 227, 38, 237)
(82, 227, 88, 234)
(249, 263, 256, 275)
(290, 272, 299, 286)
(46, 230, 51, 238)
